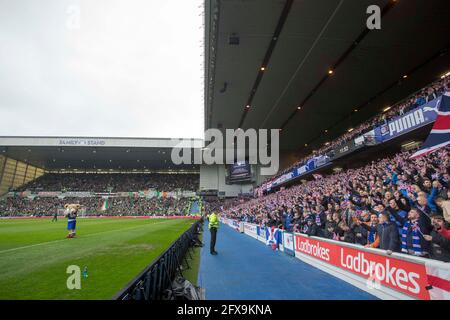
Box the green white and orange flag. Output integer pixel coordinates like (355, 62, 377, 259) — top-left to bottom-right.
(101, 198, 109, 211)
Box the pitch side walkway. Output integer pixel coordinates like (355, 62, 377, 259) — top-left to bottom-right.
(197, 223, 377, 300)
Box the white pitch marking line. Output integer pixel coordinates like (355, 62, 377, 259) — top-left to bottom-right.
(0, 219, 175, 254)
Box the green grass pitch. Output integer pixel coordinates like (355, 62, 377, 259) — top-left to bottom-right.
(0, 217, 196, 300)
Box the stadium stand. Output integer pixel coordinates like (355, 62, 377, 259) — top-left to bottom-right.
(262, 75, 449, 187)
(0, 173, 198, 217)
(223, 147, 450, 262)
(0, 196, 191, 217)
(2, 0, 450, 303)
(15, 173, 198, 192)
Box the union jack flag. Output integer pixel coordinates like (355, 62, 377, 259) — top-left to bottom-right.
(411, 89, 450, 158)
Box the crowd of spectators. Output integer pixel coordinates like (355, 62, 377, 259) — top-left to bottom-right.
(0, 196, 190, 217)
(1, 173, 198, 216)
(266, 75, 449, 186)
(14, 173, 199, 192)
(203, 197, 242, 215)
(224, 147, 450, 262)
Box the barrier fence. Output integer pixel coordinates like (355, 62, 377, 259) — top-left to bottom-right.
(220, 218, 450, 300)
(113, 219, 203, 300)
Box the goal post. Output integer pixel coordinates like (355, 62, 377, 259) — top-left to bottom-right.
(57, 208, 87, 218)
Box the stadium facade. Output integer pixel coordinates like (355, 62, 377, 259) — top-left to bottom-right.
(0, 136, 269, 198)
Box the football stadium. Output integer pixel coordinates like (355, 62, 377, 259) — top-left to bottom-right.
(1, 0, 450, 306)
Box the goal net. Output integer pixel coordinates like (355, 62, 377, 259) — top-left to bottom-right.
(57, 208, 87, 218)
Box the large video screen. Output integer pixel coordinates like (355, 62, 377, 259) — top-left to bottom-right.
(227, 161, 252, 183)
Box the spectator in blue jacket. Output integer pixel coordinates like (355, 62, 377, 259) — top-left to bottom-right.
(387, 199, 408, 234)
(420, 179, 438, 212)
(283, 210, 293, 232)
(377, 212, 400, 252)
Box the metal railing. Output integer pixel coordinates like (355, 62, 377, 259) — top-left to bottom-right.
(113, 218, 203, 300)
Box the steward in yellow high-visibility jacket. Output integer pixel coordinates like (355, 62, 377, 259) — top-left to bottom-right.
(208, 212, 219, 255)
(208, 212, 219, 229)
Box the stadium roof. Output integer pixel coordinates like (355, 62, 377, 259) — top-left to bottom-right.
(205, 0, 450, 154)
(0, 136, 203, 171)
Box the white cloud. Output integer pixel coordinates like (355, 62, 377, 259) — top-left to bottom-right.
(0, 0, 204, 139)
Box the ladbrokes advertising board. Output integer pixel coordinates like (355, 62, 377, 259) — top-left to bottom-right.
(294, 234, 430, 300)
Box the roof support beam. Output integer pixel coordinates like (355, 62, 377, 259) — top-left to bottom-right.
(238, 0, 294, 128)
(279, 0, 397, 131)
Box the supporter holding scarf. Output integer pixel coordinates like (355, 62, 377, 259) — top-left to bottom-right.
(401, 208, 430, 257)
(354, 213, 380, 248)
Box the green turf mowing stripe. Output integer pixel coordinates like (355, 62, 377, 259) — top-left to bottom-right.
(0, 218, 170, 251)
(0, 218, 195, 299)
(0, 219, 172, 254)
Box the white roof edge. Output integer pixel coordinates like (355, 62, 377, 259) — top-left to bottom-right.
(0, 136, 204, 149)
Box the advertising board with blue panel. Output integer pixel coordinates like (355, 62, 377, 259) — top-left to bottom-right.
(263, 154, 333, 192)
(244, 223, 284, 250)
(256, 225, 267, 243)
(232, 219, 244, 232)
(243, 222, 258, 239)
(220, 221, 450, 300)
(282, 231, 295, 256)
(374, 97, 439, 142)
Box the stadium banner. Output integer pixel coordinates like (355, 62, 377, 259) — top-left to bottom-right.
(293, 233, 450, 300)
(118, 192, 131, 197)
(374, 97, 440, 142)
(282, 232, 295, 256)
(354, 129, 377, 146)
(257, 225, 267, 243)
(331, 139, 364, 159)
(197, 190, 218, 197)
(181, 191, 197, 198)
(263, 154, 335, 192)
(6, 191, 34, 198)
(363, 129, 378, 145)
(37, 191, 61, 197)
(0, 215, 201, 220)
(375, 123, 390, 142)
(60, 191, 93, 198)
(314, 155, 329, 167)
(146, 215, 200, 219)
(243, 222, 258, 239)
(95, 192, 118, 197)
(296, 165, 307, 175)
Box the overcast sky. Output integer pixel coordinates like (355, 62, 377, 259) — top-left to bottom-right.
(0, 0, 204, 139)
